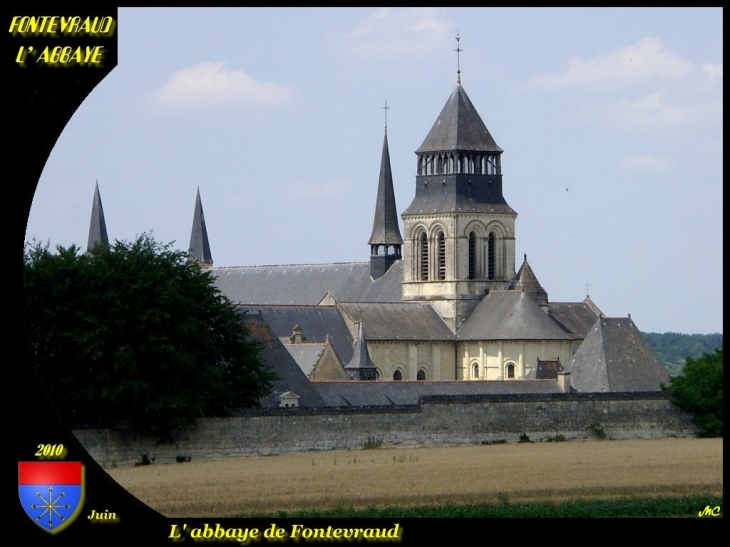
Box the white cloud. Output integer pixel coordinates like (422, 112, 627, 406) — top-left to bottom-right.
(584, 92, 723, 130)
(152, 62, 294, 108)
(529, 37, 722, 132)
(337, 8, 452, 59)
(616, 154, 673, 175)
(289, 180, 354, 199)
(530, 37, 693, 91)
(702, 62, 723, 81)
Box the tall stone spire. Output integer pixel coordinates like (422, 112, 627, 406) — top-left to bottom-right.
(86, 181, 109, 253)
(188, 187, 213, 268)
(345, 321, 377, 381)
(368, 111, 403, 279)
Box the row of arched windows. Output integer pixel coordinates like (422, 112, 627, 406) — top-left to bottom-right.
(417, 153, 501, 176)
(381, 368, 428, 381)
(416, 229, 501, 281)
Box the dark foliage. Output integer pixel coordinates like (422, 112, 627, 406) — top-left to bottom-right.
(643, 332, 723, 376)
(662, 348, 723, 437)
(23, 235, 276, 441)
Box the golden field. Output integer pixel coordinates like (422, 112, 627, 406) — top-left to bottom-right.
(106, 438, 723, 517)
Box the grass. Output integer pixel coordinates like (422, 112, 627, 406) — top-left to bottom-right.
(261, 495, 723, 518)
(107, 438, 723, 518)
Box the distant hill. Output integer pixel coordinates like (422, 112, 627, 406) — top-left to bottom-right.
(642, 332, 723, 376)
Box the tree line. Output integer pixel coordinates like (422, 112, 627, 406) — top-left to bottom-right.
(642, 332, 723, 376)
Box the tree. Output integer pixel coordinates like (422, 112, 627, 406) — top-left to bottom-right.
(662, 347, 723, 437)
(23, 234, 276, 441)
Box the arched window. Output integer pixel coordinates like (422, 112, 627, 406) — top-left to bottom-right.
(506, 363, 515, 379)
(468, 232, 477, 280)
(419, 232, 428, 281)
(437, 232, 446, 280)
(472, 363, 479, 379)
(488, 232, 496, 280)
(417, 369, 426, 381)
(393, 370, 403, 381)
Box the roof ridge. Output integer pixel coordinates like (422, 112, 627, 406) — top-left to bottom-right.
(213, 261, 369, 270)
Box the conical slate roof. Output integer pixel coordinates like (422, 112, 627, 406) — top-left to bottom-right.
(510, 254, 548, 307)
(416, 84, 502, 154)
(188, 188, 213, 265)
(345, 321, 377, 372)
(86, 182, 109, 253)
(368, 130, 403, 246)
(457, 291, 571, 341)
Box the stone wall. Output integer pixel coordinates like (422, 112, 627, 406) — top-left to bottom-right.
(74, 392, 696, 468)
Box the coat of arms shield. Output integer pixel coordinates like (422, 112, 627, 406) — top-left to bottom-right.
(18, 461, 84, 533)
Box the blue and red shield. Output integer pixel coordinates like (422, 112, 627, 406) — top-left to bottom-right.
(18, 462, 84, 533)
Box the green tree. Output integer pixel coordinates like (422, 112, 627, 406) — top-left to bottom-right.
(23, 234, 276, 441)
(662, 347, 723, 437)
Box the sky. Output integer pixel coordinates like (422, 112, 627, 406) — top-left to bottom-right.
(25, 8, 723, 335)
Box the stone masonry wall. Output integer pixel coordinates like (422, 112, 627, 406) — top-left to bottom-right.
(74, 392, 696, 468)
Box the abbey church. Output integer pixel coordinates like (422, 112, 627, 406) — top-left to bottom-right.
(87, 67, 669, 406)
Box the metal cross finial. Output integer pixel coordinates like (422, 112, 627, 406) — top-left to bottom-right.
(455, 31, 463, 84)
(586, 281, 591, 297)
(382, 99, 390, 132)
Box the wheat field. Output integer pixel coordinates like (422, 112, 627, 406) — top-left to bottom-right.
(105, 438, 723, 517)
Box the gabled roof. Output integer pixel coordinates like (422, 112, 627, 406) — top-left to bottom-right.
(242, 313, 327, 408)
(416, 84, 502, 154)
(239, 305, 354, 365)
(213, 261, 403, 305)
(568, 317, 670, 392)
(368, 130, 403, 246)
(457, 291, 573, 341)
(510, 254, 548, 307)
(86, 182, 109, 253)
(338, 302, 453, 341)
(282, 342, 328, 378)
(188, 188, 213, 265)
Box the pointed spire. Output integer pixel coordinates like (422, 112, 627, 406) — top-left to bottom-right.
(188, 187, 213, 267)
(369, 111, 403, 279)
(86, 181, 109, 253)
(510, 254, 548, 308)
(345, 321, 377, 381)
(416, 84, 502, 154)
(369, 125, 403, 249)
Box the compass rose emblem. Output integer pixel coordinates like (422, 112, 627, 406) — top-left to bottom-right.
(19, 461, 84, 533)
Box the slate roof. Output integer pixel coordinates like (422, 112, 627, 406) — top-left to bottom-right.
(86, 182, 109, 253)
(213, 261, 403, 305)
(368, 130, 403, 246)
(238, 305, 354, 365)
(457, 291, 573, 341)
(416, 84, 502, 154)
(338, 302, 453, 341)
(314, 380, 562, 407)
(242, 313, 327, 407)
(345, 321, 377, 372)
(188, 188, 213, 265)
(400, 178, 517, 217)
(281, 342, 328, 378)
(548, 300, 601, 339)
(525, 359, 563, 380)
(567, 317, 670, 392)
(510, 254, 548, 307)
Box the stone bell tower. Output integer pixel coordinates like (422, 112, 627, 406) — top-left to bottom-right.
(401, 47, 517, 331)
